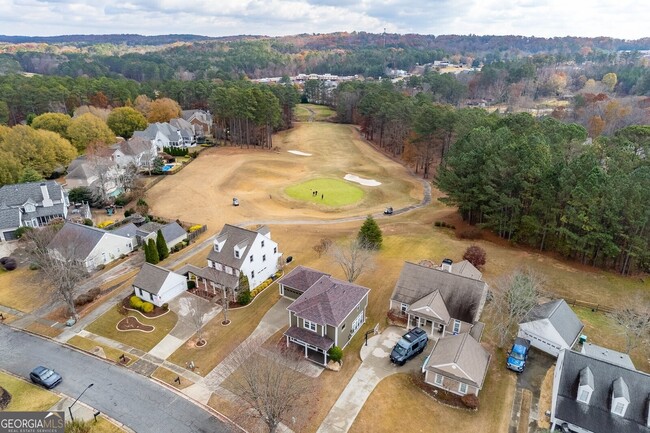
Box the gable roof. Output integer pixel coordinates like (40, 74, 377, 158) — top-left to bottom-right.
(581, 343, 636, 370)
(407, 290, 451, 323)
(449, 260, 482, 281)
(521, 299, 584, 348)
(47, 222, 108, 261)
(133, 263, 174, 295)
(181, 109, 212, 124)
(287, 275, 369, 327)
(137, 222, 164, 236)
(122, 136, 152, 155)
(277, 265, 330, 294)
(0, 207, 20, 230)
(207, 224, 269, 269)
(424, 333, 491, 389)
(0, 181, 63, 207)
(110, 223, 138, 239)
(160, 222, 186, 244)
(555, 349, 650, 433)
(391, 262, 488, 324)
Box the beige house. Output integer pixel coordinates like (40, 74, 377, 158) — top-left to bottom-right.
(423, 332, 491, 396)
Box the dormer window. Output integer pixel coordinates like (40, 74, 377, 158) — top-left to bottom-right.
(577, 367, 594, 404)
(235, 250, 240, 258)
(214, 244, 219, 252)
(611, 377, 630, 417)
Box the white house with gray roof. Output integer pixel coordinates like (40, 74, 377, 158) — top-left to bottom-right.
(135, 221, 187, 249)
(133, 263, 187, 307)
(0, 181, 68, 241)
(133, 121, 198, 151)
(47, 222, 134, 271)
(518, 299, 584, 357)
(551, 347, 650, 433)
(109, 137, 158, 170)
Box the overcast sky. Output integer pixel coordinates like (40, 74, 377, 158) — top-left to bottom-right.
(0, 0, 647, 40)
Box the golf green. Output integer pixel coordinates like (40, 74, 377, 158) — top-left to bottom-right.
(285, 178, 365, 207)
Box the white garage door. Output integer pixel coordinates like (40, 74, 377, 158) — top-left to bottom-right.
(517, 329, 562, 357)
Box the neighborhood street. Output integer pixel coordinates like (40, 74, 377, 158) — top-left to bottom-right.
(0, 325, 236, 433)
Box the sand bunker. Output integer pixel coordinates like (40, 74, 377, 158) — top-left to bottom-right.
(288, 150, 312, 156)
(344, 174, 381, 186)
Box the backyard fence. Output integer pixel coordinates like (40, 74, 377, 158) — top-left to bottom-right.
(555, 297, 617, 314)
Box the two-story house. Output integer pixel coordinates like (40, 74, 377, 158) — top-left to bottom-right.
(169, 118, 198, 147)
(389, 260, 488, 336)
(178, 224, 281, 300)
(551, 345, 650, 433)
(279, 266, 370, 366)
(0, 181, 69, 241)
(133, 123, 183, 152)
(109, 136, 158, 170)
(181, 109, 212, 137)
(65, 155, 125, 200)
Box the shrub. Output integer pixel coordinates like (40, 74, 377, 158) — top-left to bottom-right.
(130, 295, 143, 309)
(0, 257, 7, 265)
(114, 194, 128, 206)
(187, 280, 196, 289)
(313, 238, 333, 257)
(461, 393, 479, 410)
(15, 226, 32, 239)
(97, 220, 114, 229)
(0, 386, 12, 410)
(2, 258, 17, 271)
(434, 221, 442, 227)
(188, 224, 203, 233)
(463, 245, 487, 269)
(162, 303, 169, 311)
(96, 264, 105, 270)
(65, 419, 92, 433)
(328, 346, 343, 363)
(29, 263, 39, 270)
(189, 151, 199, 159)
(458, 227, 482, 240)
(83, 218, 93, 226)
(142, 302, 154, 313)
(124, 209, 134, 217)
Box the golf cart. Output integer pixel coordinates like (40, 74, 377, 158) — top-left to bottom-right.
(232, 197, 239, 206)
(384, 206, 394, 215)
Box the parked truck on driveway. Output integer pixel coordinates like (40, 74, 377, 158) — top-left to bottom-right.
(506, 337, 531, 372)
(390, 327, 428, 366)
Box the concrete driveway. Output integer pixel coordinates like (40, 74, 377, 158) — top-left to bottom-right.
(316, 326, 430, 433)
(509, 348, 556, 433)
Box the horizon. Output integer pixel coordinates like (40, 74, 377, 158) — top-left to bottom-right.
(0, 0, 648, 40)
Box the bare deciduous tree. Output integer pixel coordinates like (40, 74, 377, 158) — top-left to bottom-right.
(218, 338, 314, 433)
(189, 295, 207, 345)
(221, 286, 232, 325)
(329, 238, 375, 283)
(608, 295, 650, 354)
(491, 268, 545, 347)
(23, 225, 89, 319)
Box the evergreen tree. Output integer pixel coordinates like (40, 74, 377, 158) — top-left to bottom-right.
(237, 272, 251, 305)
(147, 238, 159, 264)
(143, 240, 151, 263)
(357, 215, 382, 249)
(156, 229, 169, 260)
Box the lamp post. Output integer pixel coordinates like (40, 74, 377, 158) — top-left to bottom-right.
(68, 383, 94, 421)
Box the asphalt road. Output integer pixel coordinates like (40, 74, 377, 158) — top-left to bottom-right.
(0, 325, 235, 433)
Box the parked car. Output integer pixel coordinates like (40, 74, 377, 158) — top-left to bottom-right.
(232, 197, 239, 206)
(30, 366, 62, 389)
(390, 327, 428, 366)
(384, 206, 394, 215)
(506, 337, 531, 372)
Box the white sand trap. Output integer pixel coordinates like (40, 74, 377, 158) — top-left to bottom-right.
(288, 150, 312, 156)
(344, 174, 382, 186)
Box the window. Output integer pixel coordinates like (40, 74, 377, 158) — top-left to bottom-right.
(351, 312, 364, 333)
(400, 303, 408, 313)
(262, 254, 266, 262)
(251, 271, 255, 279)
(261, 240, 265, 248)
(452, 320, 461, 334)
(303, 320, 317, 332)
(578, 390, 590, 403)
(250, 255, 253, 263)
(613, 402, 625, 415)
(341, 324, 346, 330)
(235, 250, 240, 258)
(459, 382, 468, 394)
(273, 247, 277, 254)
(434, 374, 443, 386)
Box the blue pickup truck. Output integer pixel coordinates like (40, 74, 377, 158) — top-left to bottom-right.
(506, 337, 531, 372)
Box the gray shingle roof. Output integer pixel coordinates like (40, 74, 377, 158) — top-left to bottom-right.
(122, 137, 152, 156)
(24, 203, 65, 219)
(0, 208, 20, 231)
(522, 299, 584, 347)
(450, 260, 483, 281)
(391, 262, 488, 324)
(0, 181, 63, 207)
(161, 222, 186, 245)
(47, 222, 107, 261)
(207, 224, 262, 269)
(175, 264, 239, 289)
(582, 343, 636, 369)
(277, 266, 330, 294)
(555, 350, 650, 433)
(287, 276, 369, 327)
(133, 122, 181, 142)
(424, 333, 491, 389)
(110, 223, 138, 239)
(137, 222, 164, 235)
(133, 263, 174, 295)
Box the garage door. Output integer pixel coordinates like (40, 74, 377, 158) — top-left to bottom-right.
(2, 230, 17, 241)
(282, 286, 303, 300)
(518, 330, 562, 357)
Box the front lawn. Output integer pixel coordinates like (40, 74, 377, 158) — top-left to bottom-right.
(168, 282, 280, 375)
(67, 335, 137, 366)
(0, 371, 59, 411)
(0, 267, 54, 313)
(85, 305, 177, 352)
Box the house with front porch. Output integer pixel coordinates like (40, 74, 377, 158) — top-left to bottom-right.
(279, 266, 370, 366)
(389, 260, 488, 337)
(177, 224, 281, 300)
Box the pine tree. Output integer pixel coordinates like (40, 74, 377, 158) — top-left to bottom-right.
(147, 238, 159, 264)
(143, 240, 151, 263)
(156, 229, 169, 260)
(357, 215, 382, 249)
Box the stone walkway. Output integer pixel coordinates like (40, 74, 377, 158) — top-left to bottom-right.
(316, 326, 430, 433)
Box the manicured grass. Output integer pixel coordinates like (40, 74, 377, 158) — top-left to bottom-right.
(85, 305, 177, 352)
(25, 322, 63, 338)
(0, 371, 60, 411)
(67, 335, 137, 366)
(168, 282, 280, 376)
(151, 367, 191, 390)
(86, 418, 128, 433)
(294, 104, 334, 122)
(0, 267, 53, 313)
(285, 178, 365, 207)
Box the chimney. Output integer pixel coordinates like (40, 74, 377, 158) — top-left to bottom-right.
(40, 183, 53, 207)
(441, 258, 453, 273)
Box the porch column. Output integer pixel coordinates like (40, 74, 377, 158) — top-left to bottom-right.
(304, 344, 307, 357)
(285, 335, 289, 348)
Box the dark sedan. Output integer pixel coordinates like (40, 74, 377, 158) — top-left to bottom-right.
(30, 366, 62, 389)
